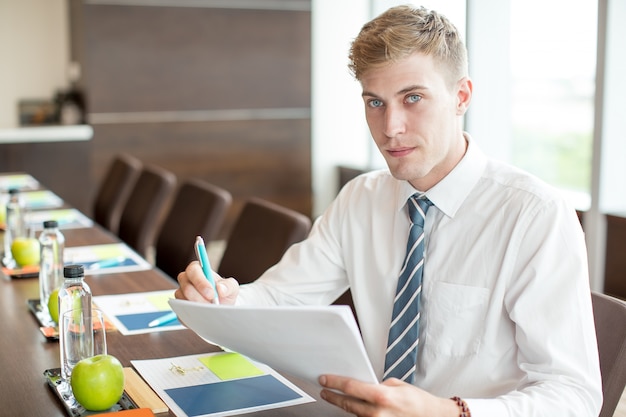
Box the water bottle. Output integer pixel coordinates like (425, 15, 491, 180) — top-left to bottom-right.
(2, 189, 26, 267)
(58, 264, 91, 381)
(39, 220, 65, 322)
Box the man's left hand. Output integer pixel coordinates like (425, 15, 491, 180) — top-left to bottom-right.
(319, 374, 458, 417)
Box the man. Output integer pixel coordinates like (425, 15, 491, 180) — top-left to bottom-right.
(176, 6, 602, 417)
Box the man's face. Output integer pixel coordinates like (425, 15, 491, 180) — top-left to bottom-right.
(360, 52, 471, 191)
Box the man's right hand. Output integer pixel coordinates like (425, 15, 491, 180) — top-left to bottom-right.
(174, 261, 240, 305)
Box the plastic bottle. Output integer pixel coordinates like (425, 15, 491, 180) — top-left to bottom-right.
(2, 188, 26, 267)
(58, 264, 91, 381)
(38, 220, 65, 322)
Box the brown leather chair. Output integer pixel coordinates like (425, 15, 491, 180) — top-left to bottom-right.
(217, 197, 312, 285)
(155, 179, 232, 281)
(592, 291, 626, 417)
(92, 154, 142, 234)
(117, 164, 176, 258)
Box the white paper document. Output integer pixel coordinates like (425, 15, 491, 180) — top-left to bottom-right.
(64, 243, 152, 275)
(94, 290, 185, 335)
(26, 208, 93, 231)
(132, 352, 313, 417)
(169, 299, 379, 385)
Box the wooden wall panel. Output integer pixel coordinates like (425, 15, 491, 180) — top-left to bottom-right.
(83, 6, 310, 112)
(79, 2, 312, 239)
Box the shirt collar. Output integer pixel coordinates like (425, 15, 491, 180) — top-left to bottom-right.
(396, 133, 487, 218)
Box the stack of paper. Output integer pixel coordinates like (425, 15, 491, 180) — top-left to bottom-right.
(168, 300, 378, 385)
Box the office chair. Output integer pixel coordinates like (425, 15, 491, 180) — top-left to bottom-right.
(92, 153, 142, 234)
(117, 164, 176, 258)
(217, 197, 312, 285)
(155, 179, 232, 281)
(592, 291, 626, 417)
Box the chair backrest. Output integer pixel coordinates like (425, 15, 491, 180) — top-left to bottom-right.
(217, 197, 312, 285)
(155, 179, 232, 280)
(92, 153, 142, 234)
(592, 291, 626, 417)
(117, 164, 176, 258)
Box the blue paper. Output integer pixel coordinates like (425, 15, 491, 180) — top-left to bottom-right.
(165, 374, 302, 416)
(116, 311, 181, 331)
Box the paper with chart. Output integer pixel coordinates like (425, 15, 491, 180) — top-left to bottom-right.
(93, 290, 184, 335)
(169, 299, 379, 385)
(0, 173, 39, 191)
(132, 352, 313, 417)
(0, 190, 64, 209)
(64, 243, 151, 275)
(26, 208, 93, 231)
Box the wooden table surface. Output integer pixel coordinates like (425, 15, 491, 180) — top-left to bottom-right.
(0, 206, 347, 416)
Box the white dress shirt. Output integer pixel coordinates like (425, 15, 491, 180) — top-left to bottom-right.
(238, 135, 602, 417)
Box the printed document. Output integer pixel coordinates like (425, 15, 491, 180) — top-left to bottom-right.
(169, 299, 378, 385)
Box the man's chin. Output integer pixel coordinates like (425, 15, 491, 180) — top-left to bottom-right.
(388, 166, 432, 190)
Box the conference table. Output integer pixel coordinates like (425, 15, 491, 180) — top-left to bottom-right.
(0, 174, 349, 417)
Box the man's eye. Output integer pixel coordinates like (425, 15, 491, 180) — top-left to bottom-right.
(368, 99, 383, 108)
(406, 94, 421, 104)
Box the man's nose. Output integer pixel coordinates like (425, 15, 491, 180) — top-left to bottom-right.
(383, 106, 406, 138)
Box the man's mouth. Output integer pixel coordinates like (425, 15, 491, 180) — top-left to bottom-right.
(387, 147, 414, 158)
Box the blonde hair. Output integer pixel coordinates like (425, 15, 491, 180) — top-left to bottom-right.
(348, 5, 468, 85)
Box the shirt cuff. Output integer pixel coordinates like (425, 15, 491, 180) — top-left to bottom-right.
(464, 398, 509, 417)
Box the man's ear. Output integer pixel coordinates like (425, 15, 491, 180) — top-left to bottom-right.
(456, 77, 472, 115)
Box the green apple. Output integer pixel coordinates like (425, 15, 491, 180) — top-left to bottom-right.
(47, 288, 59, 323)
(71, 354, 125, 411)
(10, 237, 40, 267)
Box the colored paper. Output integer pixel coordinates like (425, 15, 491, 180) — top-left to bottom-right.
(64, 243, 151, 275)
(199, 353, 264, 380)
(0, 174, 39, 191)
(165, 374, 302, 416)
(26, 208, 93, 230)
(132, 352, 313, 417)
(93, 290, 184, 335)
(117, 311, 181, 331)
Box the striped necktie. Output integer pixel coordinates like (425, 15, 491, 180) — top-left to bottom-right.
(383, 194, 432, 382)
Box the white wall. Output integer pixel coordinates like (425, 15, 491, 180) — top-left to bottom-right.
(0, 0, 69, 128)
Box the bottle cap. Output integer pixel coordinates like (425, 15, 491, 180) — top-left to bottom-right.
(43, 220, 59, 229)
(64, 264, 85, 278)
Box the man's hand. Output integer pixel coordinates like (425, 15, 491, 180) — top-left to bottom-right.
(319, 374, 459, 417)
(174, 261, 240, 305)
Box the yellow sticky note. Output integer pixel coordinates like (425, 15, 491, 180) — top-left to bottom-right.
(146, 293, 175, 311)
(199, 353, 264, 380)
(92, 244, 125, 258)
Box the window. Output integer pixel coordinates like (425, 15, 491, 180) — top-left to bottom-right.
(510, 0, 598, 210)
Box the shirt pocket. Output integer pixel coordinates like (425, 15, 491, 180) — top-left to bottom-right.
(424, 281, 490, 357)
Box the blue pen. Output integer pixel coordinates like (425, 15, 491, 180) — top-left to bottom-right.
(194, 235, 219, 304)
(148, 311, 178, 328)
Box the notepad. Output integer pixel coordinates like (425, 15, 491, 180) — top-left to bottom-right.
(132, 352, 313, 417)
(7, 190, 63, 209)
(26, 208, 93, 230)
(93, 290, 184, 335)
(0, 173, 39, 191)
(64, 243, 151, 275)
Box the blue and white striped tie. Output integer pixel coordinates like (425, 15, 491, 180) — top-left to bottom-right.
(383, 195, 432, 383)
